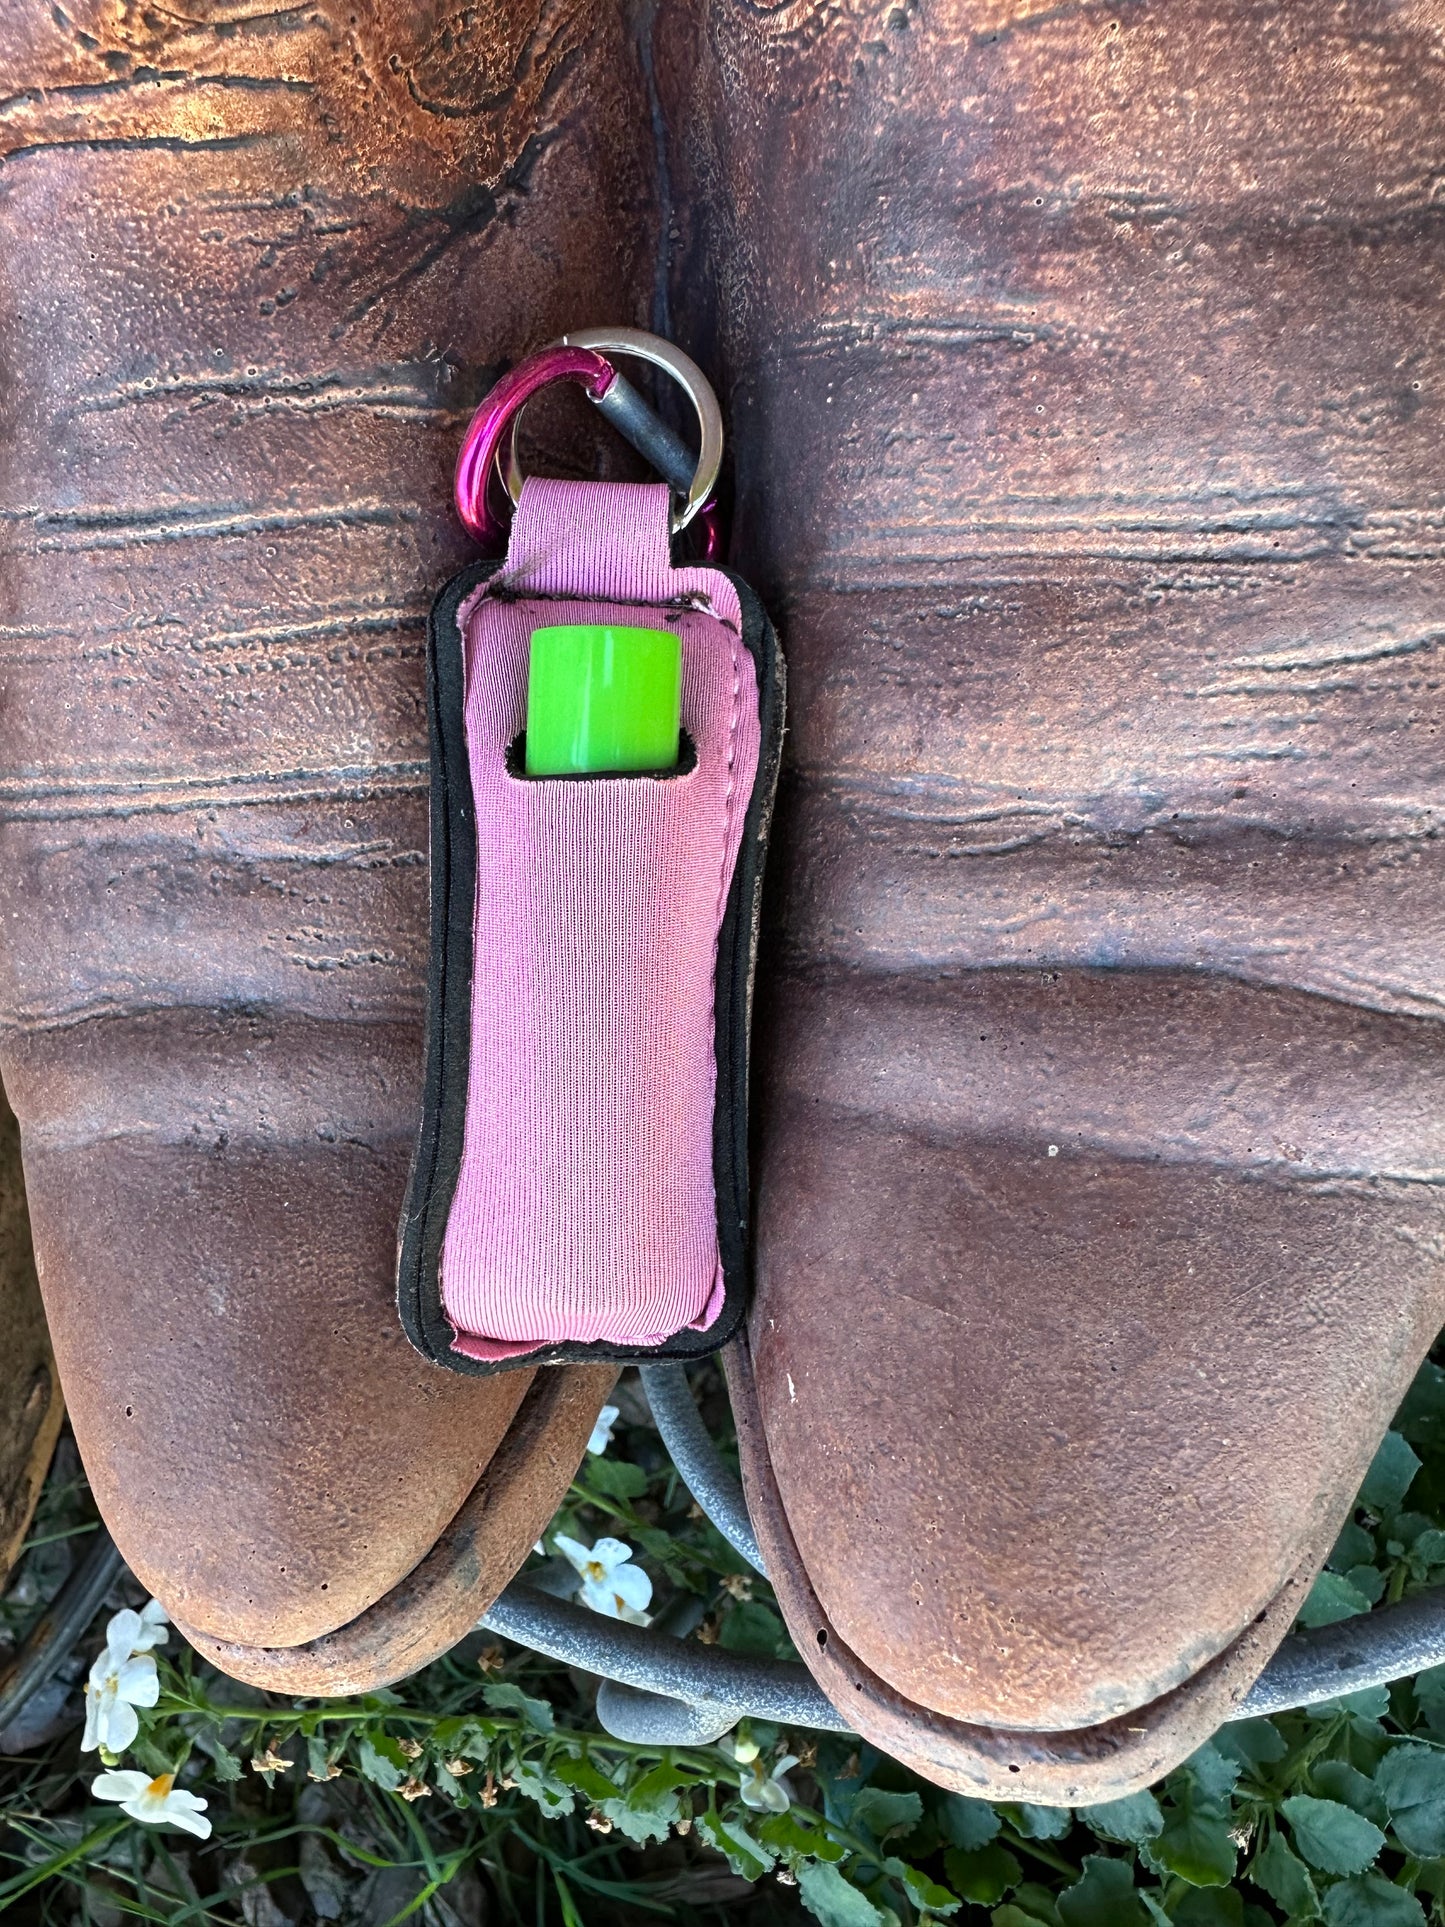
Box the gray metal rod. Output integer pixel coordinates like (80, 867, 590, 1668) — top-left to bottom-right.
(640, 1362, 767, 1577)
(481, 1581, 851, 1734)
(1239, 1585, 1445, 1719)
(594, 1679, 744, 1746)
(592, 371, 698, 498)
(0, 1528, 124, 1733)
(484, 1570, 1445, 1747)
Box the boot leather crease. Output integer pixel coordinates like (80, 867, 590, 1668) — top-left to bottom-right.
(655, 0, 1445, 1800)
(0, 10, 638, 1694)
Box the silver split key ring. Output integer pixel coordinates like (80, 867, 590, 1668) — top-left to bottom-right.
(504, 327, 724, 538)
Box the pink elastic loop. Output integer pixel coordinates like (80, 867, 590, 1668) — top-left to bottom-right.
(453, 345, 615, 550)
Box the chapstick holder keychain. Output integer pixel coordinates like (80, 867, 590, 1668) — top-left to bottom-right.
(397, 330, 785, 1375)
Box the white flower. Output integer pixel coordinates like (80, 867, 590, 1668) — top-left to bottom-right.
(92, 1769, 211, 1838)
(82, 1607, 164, 1755)
(553, 1533, 652, 1625)
(587, 1404, 621, 1456)
(739, 1753, 799, 1814)
(130, 1600, 170, 1651)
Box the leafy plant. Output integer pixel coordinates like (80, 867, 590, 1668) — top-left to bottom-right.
(8, 1354, 1445, 1923)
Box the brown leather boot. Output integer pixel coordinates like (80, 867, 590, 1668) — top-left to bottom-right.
(658, 0, 1445, 1798)
(0, 5, 646, 1692)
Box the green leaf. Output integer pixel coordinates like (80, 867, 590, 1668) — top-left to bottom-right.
(850, 1787, 924, 1843)
(884, 1858, 962, 1916)
(1375, 1741, 1445, 1855)
(1320, 1874, 1426, 1927)
(481, 1681, 554, 1735)
(906, 1870, 962, 1917)
(1314, 1760, 1388, 1826)
(758, 1811, 846, 1863)
(993, 1912, 1054, 1927)
(600, 1758, 698, 1843)
(355, 1733, 405, 1790)
(1250, 1834, 1319, 1919)
(552, 1871, 584, 1927)
(1391, 1512, 1436, 1549)
(1345, 1714, 1394, 1769)
(428, 1716, 489, 1763)
(1183, 1742, 1242, 1801)
(1396, 1360, 1445, 1450)
(1078, 1790, 1163, 1844)
(510, 1757, 573, 1819)
(796, 1859, 886, 1927)
(632, 1523, 684, 1565)
(1413, 1665, 1445, 1734)
(941, 1794, 1001, 1849)
(696, 1810, 773, 1882)
(585, 1457, 648, 1500)
(1174, 1892, 1245, 1926)
(1329, 1522, 1379, 1572)
(551, 1754, 617, 1805)
(1057, 1856, 1149, 1927)
(1305, 1686, 1392, 1721)
(1345, 1564, 1387, 1606)
(1360, 1432, 1422, 1512)
(717, 1600, 791, 1657)
(1410, 1528, 1445, 1570)
(1215, 1719, 1288, 1772)
(210, 1744, 243, 1784)
(1283, 1795, 1385, 1875)
(1299, 1569, 1375, 1628)
(1143, 1752, 1238, 1890)
(1144, 1799, 1236, 1887)
(633, 1759, 701, 1804)
(945, 1844, 1022, 1904)
(1008, 1801, 1074, 1840)
(1010, 1883, 1066, 1924)
(599, 1792, 677, 1844)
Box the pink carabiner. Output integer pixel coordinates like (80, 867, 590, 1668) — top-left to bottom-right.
(454, 345, 615, 549)
(692, 498, 723, 563)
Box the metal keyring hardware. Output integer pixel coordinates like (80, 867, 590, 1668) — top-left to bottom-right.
(502, 327, 723, 538)
(454, 329, 725, 551)
(453, 343, 614, 549)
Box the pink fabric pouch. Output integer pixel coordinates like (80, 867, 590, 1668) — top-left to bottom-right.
(397, 479, 785, 1374)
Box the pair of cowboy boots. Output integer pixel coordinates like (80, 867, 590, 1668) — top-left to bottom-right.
(0, 1, 1440, 1803)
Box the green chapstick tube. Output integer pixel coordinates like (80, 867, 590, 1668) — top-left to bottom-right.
(525, 624, 682, 777)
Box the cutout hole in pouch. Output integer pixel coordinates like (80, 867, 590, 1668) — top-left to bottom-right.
(397, 469, 784, 1377)
(504, 732, 700, 783)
